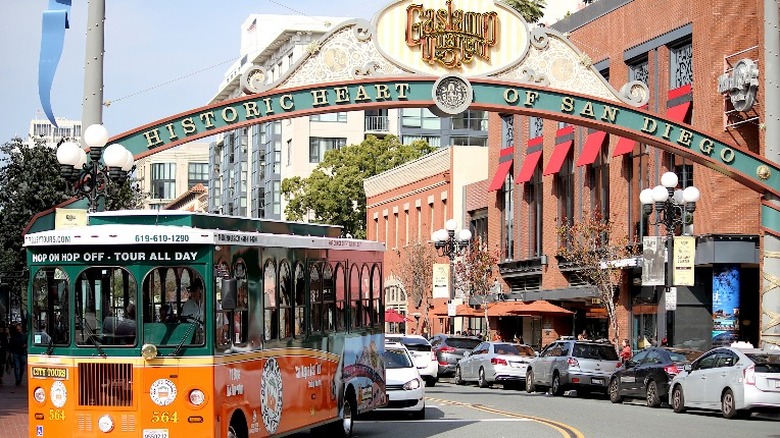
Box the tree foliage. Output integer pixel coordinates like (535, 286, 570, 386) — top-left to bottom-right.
(0, 137, 144, 275)
(503, 0, 547, 23)
(395, 242, 438, 332)
(455, 238, 499, 335)
(557, 211, 638, 345)
(281, 135, 435, 238)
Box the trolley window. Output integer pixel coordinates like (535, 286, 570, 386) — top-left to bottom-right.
(75, 267, 137, 346)
(31, 267, 70, 347)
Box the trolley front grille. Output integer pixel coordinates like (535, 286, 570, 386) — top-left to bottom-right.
(78, 362, 134, 407)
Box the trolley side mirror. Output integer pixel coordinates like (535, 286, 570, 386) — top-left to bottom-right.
(221, 278, 237, 311)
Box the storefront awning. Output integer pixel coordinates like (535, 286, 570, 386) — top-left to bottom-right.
(431, 300, 574, 317)
(666, 84, 693, 123)
(487, 159, 513, 192)
(516, 150, 543, 183)
(577, 131, 608, 165)
(612, 136, 637, 157)
(543, 140, 572, 176)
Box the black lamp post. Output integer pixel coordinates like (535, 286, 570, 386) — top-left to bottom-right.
(432, 219, 472, 334)
(640, 171, 700, 345)
(56, 124, 135, 212)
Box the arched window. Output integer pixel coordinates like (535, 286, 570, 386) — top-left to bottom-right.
(349, 265, 361, 330)
(310, 263, 323, 333)
(263, 259, 278, 341)
(361, 265, 371, 326)
(334, 264, 347, 331)
(294, 263, 305, 337)
(279, 261, 293, 339)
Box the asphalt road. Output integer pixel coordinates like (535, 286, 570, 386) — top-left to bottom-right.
(296, 378, 780, 438)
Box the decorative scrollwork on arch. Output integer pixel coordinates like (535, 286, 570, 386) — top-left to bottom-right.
(519, 67, 549, 86)
(354, 61, 381, 77)
(352, 18, 372, 42)
(530, 27, 549, 50)
(619, 80, 650, 107)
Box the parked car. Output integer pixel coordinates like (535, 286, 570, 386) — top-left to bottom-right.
(380, 342, 425, 419)
(526, 339, 621, 396)
(455, 341, 536, 389)
(669, 342, 780, 418)
(385, 334, 438, 386)
(608, 346, 701, 407)
(430, 334, 482, 377)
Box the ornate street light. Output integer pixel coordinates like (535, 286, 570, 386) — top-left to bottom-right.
(640, 171, 700, 345)
(56, 124, 135, 212)
(432, 219, 472, 299)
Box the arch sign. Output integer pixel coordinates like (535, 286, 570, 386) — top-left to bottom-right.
(28, 0, 780, 236)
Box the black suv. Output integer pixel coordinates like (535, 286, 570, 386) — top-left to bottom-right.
(429, 334, 482, 377)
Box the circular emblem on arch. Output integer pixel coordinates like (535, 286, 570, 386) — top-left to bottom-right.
(432, 75, 473, 116)
(757, 165, 771, 181)
(261, 357, 283, 435)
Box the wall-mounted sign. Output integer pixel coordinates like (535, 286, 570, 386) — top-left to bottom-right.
(717, 58, 759, 112)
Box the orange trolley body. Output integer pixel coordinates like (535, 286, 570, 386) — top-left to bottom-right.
(25, 211, 386, 438)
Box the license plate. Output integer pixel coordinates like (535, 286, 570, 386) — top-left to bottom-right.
(143, 429, 169, 438)
(591, 378, 604, 385)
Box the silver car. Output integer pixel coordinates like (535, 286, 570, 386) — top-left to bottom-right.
(455, 342, 536, 388)
(669, 342, 780, 418)
(526, 339, 621, 396)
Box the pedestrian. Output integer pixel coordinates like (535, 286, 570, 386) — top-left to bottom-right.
(620, 339, 632, 363)
(9, 323, 27, 386)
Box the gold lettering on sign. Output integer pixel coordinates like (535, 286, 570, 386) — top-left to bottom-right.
(406, 0, 499, 68)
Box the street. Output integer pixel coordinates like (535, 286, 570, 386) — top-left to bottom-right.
(300, 379, 780, 438)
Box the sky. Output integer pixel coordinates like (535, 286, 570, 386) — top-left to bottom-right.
(0, 0, 385, 144)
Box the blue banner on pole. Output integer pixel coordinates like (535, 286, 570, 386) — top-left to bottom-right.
(38, 0, 72, 127)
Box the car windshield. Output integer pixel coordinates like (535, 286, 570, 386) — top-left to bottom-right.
(448, 338, 482, 349)
(384, 348, 414, 369)
(494, 343, 521, 355)
(573, 343, 619, 360)
(514, 345, 536, 356)
(394, 337, 431, 351)
(745, 353, 780, 373)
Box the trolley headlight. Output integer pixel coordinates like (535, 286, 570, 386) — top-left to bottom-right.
(189, 389, 206, 406)
(33, 387, 46, 404)
(98, 414, 114, 433)
(403, 378, 421, 391)
(141, 343, 158, 360)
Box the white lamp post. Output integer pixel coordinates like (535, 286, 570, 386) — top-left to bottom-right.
(56, 124, 135, 212)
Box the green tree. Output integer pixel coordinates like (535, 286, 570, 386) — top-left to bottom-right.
(503, 0, 547, 23)
(455, 238, 499, 337)
(281, 135, 435, 238)
(557, 211, 639, 345)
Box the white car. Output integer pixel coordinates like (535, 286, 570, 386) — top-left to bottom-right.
(456, 342, 535, 389)
(669, 342, 780, 418)
(381, 342, 426, 419)
(385, 334, 438, 386)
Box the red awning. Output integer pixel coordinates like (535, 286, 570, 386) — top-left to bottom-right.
(612, 137, 637, 157)
(487, 160, 513, 192)
(516, 150, 543, 183)
(543, 140, 572, 176)
(576, 131, 608, 166)
(666, 101, 692, 123)
(488, 300, 574, 317)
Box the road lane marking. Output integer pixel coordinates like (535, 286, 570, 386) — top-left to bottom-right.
(426, 397, 585, 438)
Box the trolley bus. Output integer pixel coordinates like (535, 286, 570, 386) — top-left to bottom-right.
(24, 211, 386, 438)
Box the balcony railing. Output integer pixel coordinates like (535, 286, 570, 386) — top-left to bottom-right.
(364, 115, 389, 132)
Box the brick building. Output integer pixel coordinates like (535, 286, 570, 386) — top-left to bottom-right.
(480, 0, 764, 351)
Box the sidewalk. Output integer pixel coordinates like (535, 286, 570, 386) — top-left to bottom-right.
(0, 369, 28, 438)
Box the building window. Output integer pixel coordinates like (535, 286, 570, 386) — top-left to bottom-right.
(401, 135, 441, 147)
(310, 112, 347, 122)
(675, 163, 694, 188)
(557, 153, 574, 235)
(500, 114, 514, 149)
(629, 59, 649, 84)
(469, 208, 488, 244)
(309, 137, 346, 163)
(401, 108, 440, 129)
(451, 110, 487, 130)
(451, 136, 487, 146)
(530, 117, 543, 138)
(150, 163, 176, 199)
(501, 172, 514, 260)
(670, 41, 693, 89)
(286, 139, 292, 166)
(589, 148, 610, 220)
(526, 166, 543, 257)
(188, 162, 209, 188)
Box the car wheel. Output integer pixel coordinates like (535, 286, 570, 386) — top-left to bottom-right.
(455, 366, 464, 385)
(608, 378, 623, 403)
(411, 406, 426, 420)
(426, 377, 437, 388)
(671, 385, 686, 413)
(722, 388, 741, 419)
(478, 367, 490, 388)
(645, 380, 661, 408)
(525, 370, 536, 393)
(551, 373, 563, 396)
